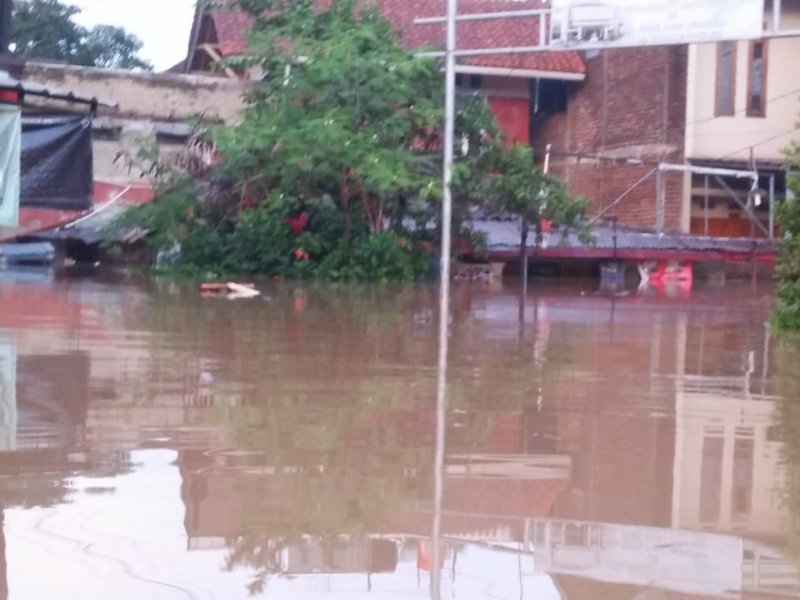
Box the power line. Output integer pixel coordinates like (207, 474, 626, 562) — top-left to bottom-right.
(685, 87, 800, 130)
(718, 125, 800, 161)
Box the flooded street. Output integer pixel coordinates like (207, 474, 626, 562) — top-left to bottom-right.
(0, 272, 798, 599)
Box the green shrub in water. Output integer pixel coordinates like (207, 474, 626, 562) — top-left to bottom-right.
(317, 232, 430, 283)
(115, 184, 430, 281)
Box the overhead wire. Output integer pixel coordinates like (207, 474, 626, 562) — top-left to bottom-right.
(684, 87, 800, 130)
(717, 125, 800, 161)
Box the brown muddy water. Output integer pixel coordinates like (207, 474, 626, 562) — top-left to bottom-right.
(0, 270, 799, 599)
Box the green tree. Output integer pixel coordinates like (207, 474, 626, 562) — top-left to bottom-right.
(12, 0, 152, 70)
(117, 0, 586, 280)
(775, 139, 800, 329)
(78, 25, 152, 70)
(478, 144, 589, 245)
(220, 0, 445, 237)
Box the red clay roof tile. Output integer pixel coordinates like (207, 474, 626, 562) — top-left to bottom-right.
(202, 0, 585, 75)
(209, 8, 253, 56)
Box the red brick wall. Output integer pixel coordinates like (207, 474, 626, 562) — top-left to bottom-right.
(536, 46, 688, 231)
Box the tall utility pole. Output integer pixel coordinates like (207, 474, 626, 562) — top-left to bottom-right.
(431, 1, 457, 597)
(0, 0, 11, 56)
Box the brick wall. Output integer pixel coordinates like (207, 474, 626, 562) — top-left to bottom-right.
(536, 46, 688, 231)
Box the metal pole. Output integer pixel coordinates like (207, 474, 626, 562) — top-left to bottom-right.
(655, 167, 664, 234)
(432, 0, 457, 597)
(539, 9, 546, 48)
(703, 175, 709, 236)
(415, 8, 548, 25)
(774, 0, 783, 33)
(0, 0, 12, 55)
(713, 174, 771, 238)
(769, 174, 776, 240)
(543, 143, 552, 175)
(520, 220, 529, 282)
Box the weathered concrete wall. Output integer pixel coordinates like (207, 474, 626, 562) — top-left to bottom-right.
(537, 46, 688, 232)
(21, 62, 252, 189)
(23, 62, 251, 123)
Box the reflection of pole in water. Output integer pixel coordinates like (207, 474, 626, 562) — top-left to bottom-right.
(0, 336, 16, 453)
(0, 509, 6, 600)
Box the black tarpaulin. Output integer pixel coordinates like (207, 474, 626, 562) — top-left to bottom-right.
(21, 115, 93, 211)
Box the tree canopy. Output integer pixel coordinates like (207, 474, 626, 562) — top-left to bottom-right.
(11, 0, 152, 70)
(117, 0, 587, 280)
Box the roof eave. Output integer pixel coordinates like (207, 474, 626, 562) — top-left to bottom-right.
(455, 64, 585, 81)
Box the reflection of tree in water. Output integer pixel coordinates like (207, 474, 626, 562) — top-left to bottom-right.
(0, 450, 133, 509)
(192, 393, 527, 594)
(131, 283, 578, 417)
(211, 402, 436, 595)
(772, 335, 800, 557)
(138, 283, 581, 596)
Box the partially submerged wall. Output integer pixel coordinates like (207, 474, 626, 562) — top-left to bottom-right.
(21, 62, 252, 192)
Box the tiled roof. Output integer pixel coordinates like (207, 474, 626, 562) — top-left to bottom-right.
(198, 0, 585, 75)
(208, 8, 253, 57)
(381, 0, 585, 75)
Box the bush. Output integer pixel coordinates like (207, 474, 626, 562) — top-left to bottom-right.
(114, 183, 432, 281)
(775, 197, 800, 329)
(317, 232, 430, 282)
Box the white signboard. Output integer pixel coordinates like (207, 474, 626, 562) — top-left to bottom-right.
(550, 0, 765, 48)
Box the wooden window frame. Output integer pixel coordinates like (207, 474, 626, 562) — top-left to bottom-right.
(715, 41, 737, 117)
(746, 40, 768, 118)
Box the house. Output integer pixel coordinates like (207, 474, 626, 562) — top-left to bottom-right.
(683, 2, 800, 238)
(537, 1, 800, 239)
(184, 0, 587, 149)
(185, 0, 799, 239)
(1, 61, 251, 237)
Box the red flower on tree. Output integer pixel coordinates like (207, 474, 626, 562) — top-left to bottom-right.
(286, 211, 309, 236)
(294, 248, 310, 261)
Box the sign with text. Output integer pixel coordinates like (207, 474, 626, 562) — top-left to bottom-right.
(550, 0, 764, 48)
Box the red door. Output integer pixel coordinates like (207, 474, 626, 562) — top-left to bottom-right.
(488, 96, 531, 146)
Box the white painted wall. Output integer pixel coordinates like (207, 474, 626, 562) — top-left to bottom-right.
(685, 9, 800, 164)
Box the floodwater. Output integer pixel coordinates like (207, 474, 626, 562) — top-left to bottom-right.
(0, 270, 799, 600)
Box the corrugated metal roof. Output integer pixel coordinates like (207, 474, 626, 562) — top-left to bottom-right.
(473, 219, 779, 255)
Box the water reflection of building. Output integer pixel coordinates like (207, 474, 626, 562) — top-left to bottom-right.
(0, 333, 132, 600)
(178, 418, 573, 547)
(533, 519, 743, 597)
(672, 383, 790, 542)
(1, 279, 799, 598)
(457, 288, 800, 598)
